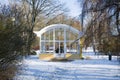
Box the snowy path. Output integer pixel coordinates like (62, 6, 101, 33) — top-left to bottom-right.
(14, 55, 120, 80)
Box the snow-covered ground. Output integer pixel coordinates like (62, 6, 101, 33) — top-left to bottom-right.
(14, 53, 120, 80)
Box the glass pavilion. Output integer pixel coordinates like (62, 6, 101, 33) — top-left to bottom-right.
(34, 24, 83, 58)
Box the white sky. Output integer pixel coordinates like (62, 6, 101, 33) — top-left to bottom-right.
(0, 0, 81, 17)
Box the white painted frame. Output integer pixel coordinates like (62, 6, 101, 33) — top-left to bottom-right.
(34, 24, 83, 57)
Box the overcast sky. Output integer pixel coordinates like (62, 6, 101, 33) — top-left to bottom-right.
(0, 0, 81, 17)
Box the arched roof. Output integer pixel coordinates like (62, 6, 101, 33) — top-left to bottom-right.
(34, 24, 83, 37)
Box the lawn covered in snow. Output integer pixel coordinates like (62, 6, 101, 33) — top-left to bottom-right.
(14, 53, 120, 80)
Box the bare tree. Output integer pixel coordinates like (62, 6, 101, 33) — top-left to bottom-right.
(17, 0, 66, 54)
(79, 0, 120, 55)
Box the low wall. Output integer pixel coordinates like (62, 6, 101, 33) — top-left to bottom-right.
(39, 53, 81, 60)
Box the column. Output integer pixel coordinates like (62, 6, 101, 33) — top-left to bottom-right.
(64, 28, 66, 56)
(44, 34, 46, 53)
(49, 31, 50, 53)
(43, 34, 45, 53)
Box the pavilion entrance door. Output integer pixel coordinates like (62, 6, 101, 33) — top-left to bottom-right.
(55, 42, 64, 54)
(54, 41, 65, 58)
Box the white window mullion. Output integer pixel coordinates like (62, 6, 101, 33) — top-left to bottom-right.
(40, 35, 41, 54)
(53, 29, 55, 54)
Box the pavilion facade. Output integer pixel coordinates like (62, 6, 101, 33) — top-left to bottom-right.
(34, 24, 83, 58)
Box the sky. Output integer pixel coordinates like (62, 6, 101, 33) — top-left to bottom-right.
(0, 0, 81, 17)
(59, 0, 81, 17)
(0, 0, 8, 4)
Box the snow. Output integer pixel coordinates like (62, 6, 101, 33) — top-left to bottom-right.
(14, 53, 120, 80)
